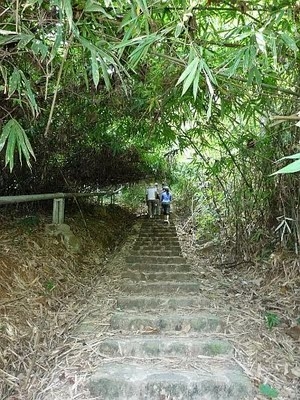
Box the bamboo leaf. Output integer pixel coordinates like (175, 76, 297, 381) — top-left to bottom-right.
(5, 126, 17, 172)
(129, 44, 149, 68)
(0, 33, 34, 46)
(84, 0, 114, 18)
(193, 67, 201, 101)
(225, 48, 245, 77)
(270, 35, 277, 68)
(176, 57, 200, 86)
(50, 23, 63, 61)
(0, 127, 10, 152)
(202, 59, 216, 84)
(1, 119, 35, 171)
(247, 67, 255, 85)
(0, 29, 19, 35)
(19, 71, 39, 116)
(280, 32, 298, 52)
(62, 0, 73, 30)
(181, 58, 200, 96)
(204, 71, 214, 97)
(90, 49, 100, 88)
(0, 65, 7, 93)
(136, 0, 149, 16)
(271, 159, 300, 175)
(206, 94, 213, 120)
(175, 22, 184, 38)
(99, 57, 111, 90)
(8, 69, 21, 97)
(278, 152, 300, 161)
(31, 39, 48, 60)
(253, 66, 262, 85)
(255, 31, 266, 54)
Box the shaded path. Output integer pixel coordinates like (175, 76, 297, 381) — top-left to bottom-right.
(87, 218, 253, 399)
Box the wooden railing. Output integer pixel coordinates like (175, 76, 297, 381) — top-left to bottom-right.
(0, 189, 121, 224)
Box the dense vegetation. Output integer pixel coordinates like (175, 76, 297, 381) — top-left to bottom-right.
(0, 0, 299, 253)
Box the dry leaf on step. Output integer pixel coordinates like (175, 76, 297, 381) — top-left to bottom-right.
(141, 326, 160, 334)
(291, 367, 300, 378)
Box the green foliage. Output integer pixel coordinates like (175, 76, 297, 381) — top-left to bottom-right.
(259, 383, 279, 398)
(118, 185, 146, 212)
(44, 280, 55, 292)
(0, 119, 35, 172)
(264, 312, 280, 329)
(1, 0, 300, 172)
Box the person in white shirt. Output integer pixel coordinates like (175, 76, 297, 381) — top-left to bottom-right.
(146, 184, 157, 218)
(154, 182, 161, 216)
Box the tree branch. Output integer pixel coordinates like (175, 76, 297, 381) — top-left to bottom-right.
(271, 114, 300, 121)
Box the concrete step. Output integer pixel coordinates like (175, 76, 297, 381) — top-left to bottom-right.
(89, 363, 253, 399)
(131, 249, 182, 256)
(126, 255, 186, 264)
(133, 245, 181, 251)
(110, 312, 222, 333)
(140, 222, 176, 228)
(123, 263, 190, 273)
(135, 235, 180, 246)
(117, 295, 209, 311)
(139, 228, 177, 233)
(138, 233, 178, 239)
(121, 281, 199, 294)
(121, 271, 195, 282)
(140, 227, 177, 232)
(98, 336, 233, 358)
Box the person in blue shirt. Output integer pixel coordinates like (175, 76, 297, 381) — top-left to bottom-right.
(160, 185, 172, 224)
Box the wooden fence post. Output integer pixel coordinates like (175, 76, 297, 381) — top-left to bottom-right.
(52, 198, 65, 224)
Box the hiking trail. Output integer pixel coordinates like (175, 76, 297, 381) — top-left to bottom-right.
(84, 218, 253, 399)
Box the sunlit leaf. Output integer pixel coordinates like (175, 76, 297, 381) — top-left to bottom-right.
(271, 159, 300, 175)
(280, 32, 298, 52)
(276, 152, 300, 162)
(84, 0, 114, 18)
(90, 49, 100, 88)
(255, 31, 266, 54)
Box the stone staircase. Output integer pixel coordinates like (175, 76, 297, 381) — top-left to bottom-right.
(88, 219, 253, 399)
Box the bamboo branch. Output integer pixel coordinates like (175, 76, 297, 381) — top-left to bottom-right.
(15, 0, 19, 33)
(271, 114, 300, 121)
(44, 34, 73, 137)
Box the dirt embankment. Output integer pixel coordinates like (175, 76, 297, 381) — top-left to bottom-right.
(0, 204, 135, 399)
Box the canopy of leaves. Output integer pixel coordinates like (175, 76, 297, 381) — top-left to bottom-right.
(0, 0, 299, 195)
